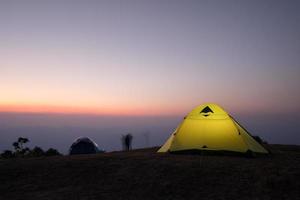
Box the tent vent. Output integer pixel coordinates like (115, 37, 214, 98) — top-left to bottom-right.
(200, 106, 214, 114)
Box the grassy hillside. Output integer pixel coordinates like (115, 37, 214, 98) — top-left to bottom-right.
(0, 145, 299, 200)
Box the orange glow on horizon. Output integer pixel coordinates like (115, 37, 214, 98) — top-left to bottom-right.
(0, 103, 185, 116)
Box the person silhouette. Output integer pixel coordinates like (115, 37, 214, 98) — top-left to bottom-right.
(123, 134, 133, 151)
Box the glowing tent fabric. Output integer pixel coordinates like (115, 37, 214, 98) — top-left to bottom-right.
(69, 137, 100, 155)
(158, 104, 268, 154)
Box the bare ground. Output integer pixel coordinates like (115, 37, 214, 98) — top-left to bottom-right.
(0, 144, 299, 200)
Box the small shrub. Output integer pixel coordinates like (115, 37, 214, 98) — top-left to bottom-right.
(1, 150, 15, 159)
(253, 135, 268, 144)
(45, 148, 61, 156)
(29, 146, 45, 157)
(253, 136, 263, 144)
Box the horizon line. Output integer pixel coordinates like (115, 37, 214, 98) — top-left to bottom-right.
(0, 103, 186, 117)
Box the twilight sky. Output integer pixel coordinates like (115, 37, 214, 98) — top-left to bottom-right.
(0, 0, 299, 152)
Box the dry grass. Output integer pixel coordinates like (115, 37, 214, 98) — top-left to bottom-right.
(0, 145, 299, 200)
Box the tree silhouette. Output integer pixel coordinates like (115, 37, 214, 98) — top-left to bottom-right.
(12, 142, 20, 152)
(12, 137, 30, 156)
(18, 137, 29, 149)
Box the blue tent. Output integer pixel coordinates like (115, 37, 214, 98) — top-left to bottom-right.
(69, 137, 102, 155)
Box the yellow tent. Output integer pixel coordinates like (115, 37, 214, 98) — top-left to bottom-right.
(158, 103, 268, 154)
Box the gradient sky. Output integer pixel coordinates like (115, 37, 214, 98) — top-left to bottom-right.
(0, 0, 299, 152)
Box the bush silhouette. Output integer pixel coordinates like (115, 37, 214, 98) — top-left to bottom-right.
(30, 146, 45, 157)
(253, 135, 268, 144)
(45, 148, 61, 156)
(0, 150, 15, 159)
(1, 137, 62, 159)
